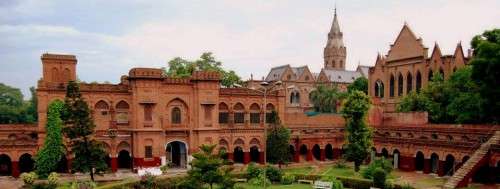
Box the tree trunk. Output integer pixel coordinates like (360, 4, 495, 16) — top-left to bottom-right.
(354, 161, 361, 172)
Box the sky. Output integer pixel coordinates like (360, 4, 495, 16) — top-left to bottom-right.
(1, 0, 499, 98)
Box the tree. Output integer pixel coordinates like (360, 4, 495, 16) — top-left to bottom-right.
(25, 87, 38, 123)
(341, 91, 371, 172)
(35, 100, 65, 178)
(0, 83, 26, 124)
(164, 52, 243, 87)
(187, 144, 234, 189)
(309, 85, 345, 113)
(347, 77, 368, 94)
(266, 110, 291, 164)
(60, 81, 107, 181)
(470, 29, 500, 123)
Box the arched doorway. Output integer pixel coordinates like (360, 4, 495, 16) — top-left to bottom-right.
(104, 155, 111, 170)
(233, 147, 244, 164)
(166, 141, 187, 168)
(312, 145, 321, 160)
(0, 154, 12, 176)
(289, 145, 296, 162)
(431, 153, 439, 174)
(19, 153, 34, 173)
(56, 156, 68, 173)
(299, 145, 308, 161)
(444, 154, 455, 176)
(118, 150, 132, 169)
(250, 146, 260, 163)
(219, 148, 228, 160)
(415, 151, 425, 171)
(325, 144, 333, 160)
(381, 148, 389, 159)
(393, 150, 400, 169)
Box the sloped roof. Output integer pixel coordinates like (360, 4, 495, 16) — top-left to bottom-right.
(386, 24, 426, 62)
(291, 66, 307, 77)
(356, 66, 371, 77)
(321, 69, 363, 83)
(265, 65, 291, 81)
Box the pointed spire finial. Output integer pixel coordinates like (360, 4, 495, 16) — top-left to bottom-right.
(334, 1, 337, 16)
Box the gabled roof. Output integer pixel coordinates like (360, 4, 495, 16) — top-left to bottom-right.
(356, 65, 371, 77)
(265, 64, 291, 81)
(386, 24, 427, 62)
(291, 66, 307, 77)
(320, 69, 363, 83)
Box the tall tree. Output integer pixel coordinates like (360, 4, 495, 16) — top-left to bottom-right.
(0, 83, 33, 124)
(61, 81, 107, 181)
(342, 91, 371, 172)
(347, 77, 368, 94)
(266, 110, 290, 164)
(25, 87, 38, 123)
(309, 85, 345, 113)
(470, 28, 500, 123)
(164, 52, 242, 87)
(185, 144, 234, 189)
(35, 100, 65, 178)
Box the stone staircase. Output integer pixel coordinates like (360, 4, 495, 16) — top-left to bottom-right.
(443, 131, 500, 189)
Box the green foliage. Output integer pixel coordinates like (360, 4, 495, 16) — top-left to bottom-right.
(265, 166, 283, 182)
(160, 164, 169, 174)
(187, 144, 234, 189)
(334, 159, 348, 169)
(61, 81, 107, 181)
(47, 172, 59, 186)
(348, 77, 368, 94)
(266, 111, 291, 164)
(321, 176, 344, 189)
(245, 163, 262, 179)
(20, 172, 38, 185)
(372, 168, 387, 189)
(470, 28, 500, 123)
(309, 85, 346, 113)
(164, 52, 242, 88)
(336, 176, 373, 189)
(341, 91, 372, 172)
(35, 100, 65, 178)
(248, 172, 271, 186)
(0, 83, 37, 124)
(362, 158, 393, 179)
(280, 174, 295, 185)
(136, 172, 156, 189)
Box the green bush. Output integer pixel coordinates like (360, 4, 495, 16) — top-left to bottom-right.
(336, 176, 373, 189)
(373, 168, 387, 189)
(280, 174, 295, 185)
(20, 172, 38, 186)
(321, 176, 344, 189)
(160, 165, 169, 174)
(265, 166, 283, 182)
(293, 174, 322, 181)
(47, 172, 59, 186)
(248, 172, 271, 186)
(246, 162, 262, 179)
(362, 158, 393, 179)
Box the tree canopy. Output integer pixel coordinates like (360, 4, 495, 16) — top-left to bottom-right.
(164, 52, 242, 88)
(309, 85, 346, 113)
(347, 77, 368, 94)
(266, 110, 291, 164)
(183, 144, 234, 189)
(0, 83, 37, 124)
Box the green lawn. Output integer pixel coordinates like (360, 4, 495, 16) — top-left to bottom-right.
(318, 166, 359, 178)
(236, 183, 312, 189)
(282, 166, 315, 175)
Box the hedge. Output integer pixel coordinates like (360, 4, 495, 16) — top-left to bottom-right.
(287, 174, 414, 189)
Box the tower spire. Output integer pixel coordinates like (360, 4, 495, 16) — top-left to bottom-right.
(324, 4, 347, 70)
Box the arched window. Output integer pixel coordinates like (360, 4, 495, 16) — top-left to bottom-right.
(171, 107, 181, 124)
(389, 74, 395, 97)
(397, 73, 404, 96)
(233, 103, 245, 124)
(95, 100, 109, 115)
(375, 80, 384, 98)
(416, 71, 422, 92)
(218, 103, 229, 124)
(428, 69, 433, 82)
(290, 91, 300, 104)
(265, 104, 275, 124)
(116, 101, 130, 124)
(249, 103, 260, 124)
(406, 72, 412, 93)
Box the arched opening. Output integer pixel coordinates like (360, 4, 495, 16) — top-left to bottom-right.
(289, 145, 296, 161)
(63, 68, 71, 81)
(375, 80, 384, 98)
(406, 72, 412, 93)
(312, 144, 321, 160)
(18, 153, 34, 173)
(218, 103, 229, 124)
(397, 73, 404, 96)
(56, 156, 68, 173)
(250, 146, 260, 163)
(381, 148, 389, 159)
(118, 150, 132, 169)
(171, 107, 181, 124)
(389, 74, 395, 97)
(233, 103, 245, 124)
(95, 100, 110, 115)
(116, 101, 130, 124)
(233, 147, 244, 164)
(249, 103, 261, 124)
(393, 150, 400, 169)
(416, 71, 422, 92)
(428, 69, 433, 82)
(166, 141, 187, 168)
(325, 144, 333, 160)
(265, 104, 275, 124)
(431, 153, 439, 174)
(299, 144, 308, 161)
(444, 154, 455, 176)
(290, 91, 300, 104)
(105, 155, 111, 170)
(0, 154, 12, 176)
(415, 151, 425, 171)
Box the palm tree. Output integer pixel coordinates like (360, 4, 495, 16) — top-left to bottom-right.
(310, 85, 344, 113)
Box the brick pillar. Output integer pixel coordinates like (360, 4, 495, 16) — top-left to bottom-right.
(320, 149, 326, 161)
(306, 149, 313, 161)
(227, 153, 234, 162)
(11, 161, 19, 178)
(243, 152, 250, 164)
(259, 152, 265, 164)
(438, 160, 445, 177)
(67, 158, 72, 173)
(294, 152, 300, 163)
(333, 148, 342, 159)
(399, 156, 415, 171)
(423, 159, 431, 174)
(111, 157, 118, 173)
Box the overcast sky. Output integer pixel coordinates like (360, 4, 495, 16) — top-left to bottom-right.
(1, 0, 499, 98)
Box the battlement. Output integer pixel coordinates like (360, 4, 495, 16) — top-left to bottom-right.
(191, 71, 220, 81)
(128, 68, 163, 79)
(41, 53, 77, 61)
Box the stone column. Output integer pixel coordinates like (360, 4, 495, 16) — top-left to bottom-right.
(243, 152, 250, 164)
(398, 156, 415, 171)
(438, 160, 445, 177)
(320, 149, 326, 161)
(259, 152, 265, 164)
(111, 157, 118, 173)
(11, 161, 19, 178)
(294, 152, 300, 163)
(423, 159, 431, 174)
(306, 149, 313, 161)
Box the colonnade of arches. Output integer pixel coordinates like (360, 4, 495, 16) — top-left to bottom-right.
(0, 153, 68, 177)
(373, 68, 449, 98)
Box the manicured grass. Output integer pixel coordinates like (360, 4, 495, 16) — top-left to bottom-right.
(236, 183, 312, 189)
(319, 166, 358, 178)
(282, 166, 315, 175)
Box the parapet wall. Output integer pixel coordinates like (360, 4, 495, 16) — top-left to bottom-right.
(285, 112, 345, 128)
(381, 112, 428, 126)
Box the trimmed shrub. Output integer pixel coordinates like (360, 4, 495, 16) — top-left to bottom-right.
(336, 176, 373, 189)
(321, 175, 344, 189)
(293, 174, 322, 181)
(47, 172, 59, 186)
(362, 158, 393, 179)
(280, 174, 295, 185)
(265, 166, 283, 182)
(160, 165, 169, 174)
(373, 168, 387, 189)
(20, 172, 37, 186)
(246, 162, 262, 179)
(248, 172, 271, 186)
